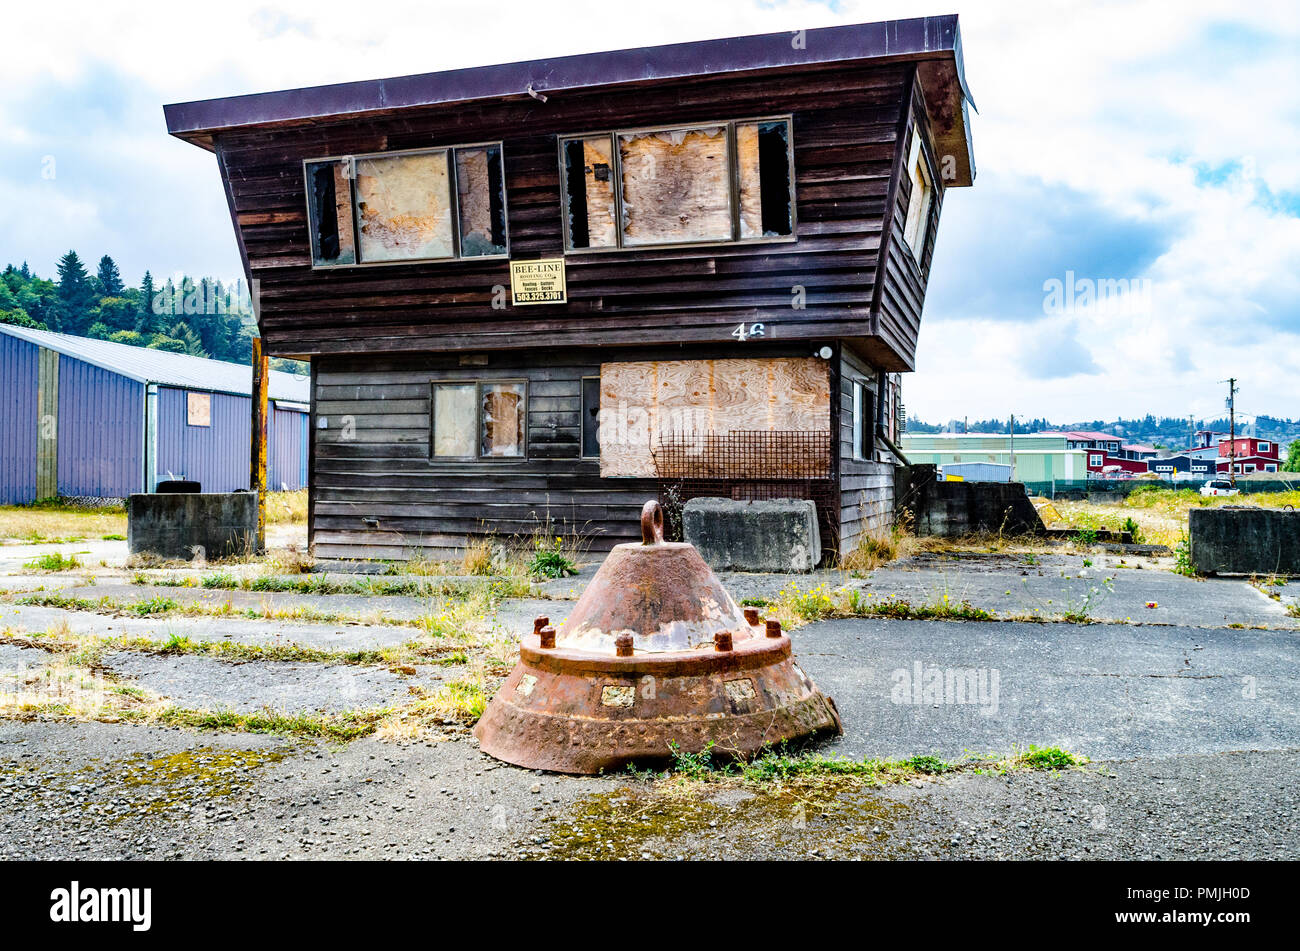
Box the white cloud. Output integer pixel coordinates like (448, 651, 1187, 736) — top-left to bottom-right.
(1, 0, 1297, 423)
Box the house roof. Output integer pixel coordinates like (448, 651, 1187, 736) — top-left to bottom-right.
(0, 325, 310, 404)
(1122, 443, 1155, 453)
(1037, 430, 1124, 444)
(163, 15, 976, 185)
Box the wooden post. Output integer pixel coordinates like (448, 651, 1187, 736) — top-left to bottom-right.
(251, 337, 268, 552)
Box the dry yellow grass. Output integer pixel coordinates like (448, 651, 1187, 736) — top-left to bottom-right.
(264, 489, 307, 525)
(0, 505, 125, 544)
(1054, 487, 1300, 548)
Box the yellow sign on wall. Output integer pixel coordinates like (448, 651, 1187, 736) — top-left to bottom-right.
(509, 258, 566, 305)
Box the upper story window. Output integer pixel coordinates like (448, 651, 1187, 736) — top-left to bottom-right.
(560, 117, 794, 252)
(305, 144, 507, 268)
(902, 126, 933, 258)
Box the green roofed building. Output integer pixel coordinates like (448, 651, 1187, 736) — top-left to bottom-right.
(900, 433, 1089, 483)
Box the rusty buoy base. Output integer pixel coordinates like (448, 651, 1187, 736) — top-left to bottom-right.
(474, 631, 842, 775)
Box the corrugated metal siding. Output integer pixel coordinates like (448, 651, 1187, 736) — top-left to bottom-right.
(56, 354, 144, 498)
(155, 387, 249, 492)
(155, 387, 307, 492)
(0, 333, 38, 504)
(269, 406, 307, 491)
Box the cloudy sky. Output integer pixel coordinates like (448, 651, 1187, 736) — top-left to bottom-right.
(2, 0, 1297, 424)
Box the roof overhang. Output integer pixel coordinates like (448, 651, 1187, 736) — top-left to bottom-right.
(164, 14, 975, 185)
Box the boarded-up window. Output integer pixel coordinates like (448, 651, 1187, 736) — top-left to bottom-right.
(432, 384, 477, 458)
(619, 126, 731, 246)
(306, 159, 357, 267)
(559, 117, 793, 251)
(455, 145, 507, 256)
(598, 358, 828, 478)
(186, 392, 211, 427)
(355, 151, 455, 263)
(306, 143, 508, 266)
(480, 383, 526, 458)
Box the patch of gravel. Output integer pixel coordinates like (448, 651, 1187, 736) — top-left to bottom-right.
(4, 720, 1292, 861)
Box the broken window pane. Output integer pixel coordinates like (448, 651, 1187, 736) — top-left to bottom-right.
(619, 126, 731, 246)
(563, 135, 617, 249)
(432, 383, 477, 458)
(455, 145, 508, 256)
(581, 376, 601, 458)
(305, 159, 356, 266)
(354, 151, 455, 263)
(481, 382, 526, 458)
(737, 120, 793, 238)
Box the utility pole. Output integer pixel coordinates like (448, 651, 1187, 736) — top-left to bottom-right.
(1227, 376, 1237, 485)
(1009, 414, 1016, 481)
(251, 337, 268, 552)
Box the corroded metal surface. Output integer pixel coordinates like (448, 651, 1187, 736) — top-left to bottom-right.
(558, 500, 750, 654)
(475, 499, 842, 774)
(475, 632, 842, 775)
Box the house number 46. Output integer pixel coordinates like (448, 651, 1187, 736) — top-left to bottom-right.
(732, 322, 766, 341)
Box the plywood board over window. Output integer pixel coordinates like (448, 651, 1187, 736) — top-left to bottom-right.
(186, 392, 211, 427)
(598, 357, 829, 478)
(619, 126, 731, 246)
(354, 152, 454, 262)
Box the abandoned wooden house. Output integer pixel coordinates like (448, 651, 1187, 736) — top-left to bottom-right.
(164, 15, 976, 562)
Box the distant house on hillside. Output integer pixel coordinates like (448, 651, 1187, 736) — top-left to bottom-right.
(0, 325, 309, 504)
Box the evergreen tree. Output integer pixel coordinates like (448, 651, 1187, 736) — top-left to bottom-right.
(55, 250, 96, 335)
(96, 255, 125, 296)
(136, 270, 156, 333)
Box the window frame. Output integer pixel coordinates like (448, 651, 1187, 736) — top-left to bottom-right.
(557, 115, 797, 255)
(429, 378, 528, 462)
(1259, 441, 1270, 453)
(302, 141, 510, 270)
(902, 123, 935, 261)
(851, 380, 874, 462)
(580, 375, 601, 459)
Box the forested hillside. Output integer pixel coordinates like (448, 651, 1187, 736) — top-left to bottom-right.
(1, 251, 254, 364)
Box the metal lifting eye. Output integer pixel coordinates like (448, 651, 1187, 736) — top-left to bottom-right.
(640, 499, 664, 545)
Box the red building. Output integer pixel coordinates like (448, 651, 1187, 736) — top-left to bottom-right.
(1041, 431, 1156, 476)
(1216, 437, 1281, 474)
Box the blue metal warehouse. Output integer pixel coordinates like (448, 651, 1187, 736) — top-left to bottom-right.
(0, 325, 309, 505)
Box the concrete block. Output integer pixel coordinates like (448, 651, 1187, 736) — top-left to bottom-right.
(128, 492, 258, 560)
(1189, 507, 1300, 576)
(682, 497, 821, 572)
(897, 466, 1044, 538)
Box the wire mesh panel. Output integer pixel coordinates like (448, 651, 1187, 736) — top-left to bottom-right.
(652, 431, 836, 559)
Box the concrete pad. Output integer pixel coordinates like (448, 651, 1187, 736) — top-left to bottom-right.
(858, 552, 1296, 628)
(0, 602, 418, 652)
(0, 642, 48, 673)
(101, 652, 447, 714)
(793, 616, 1300, 763)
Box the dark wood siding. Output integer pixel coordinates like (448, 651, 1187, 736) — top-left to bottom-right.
(873, 71, 945, 371)
(838, 346, 895, 553)
(217, 63, 917, 364)
(312, 342, 844, 560)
